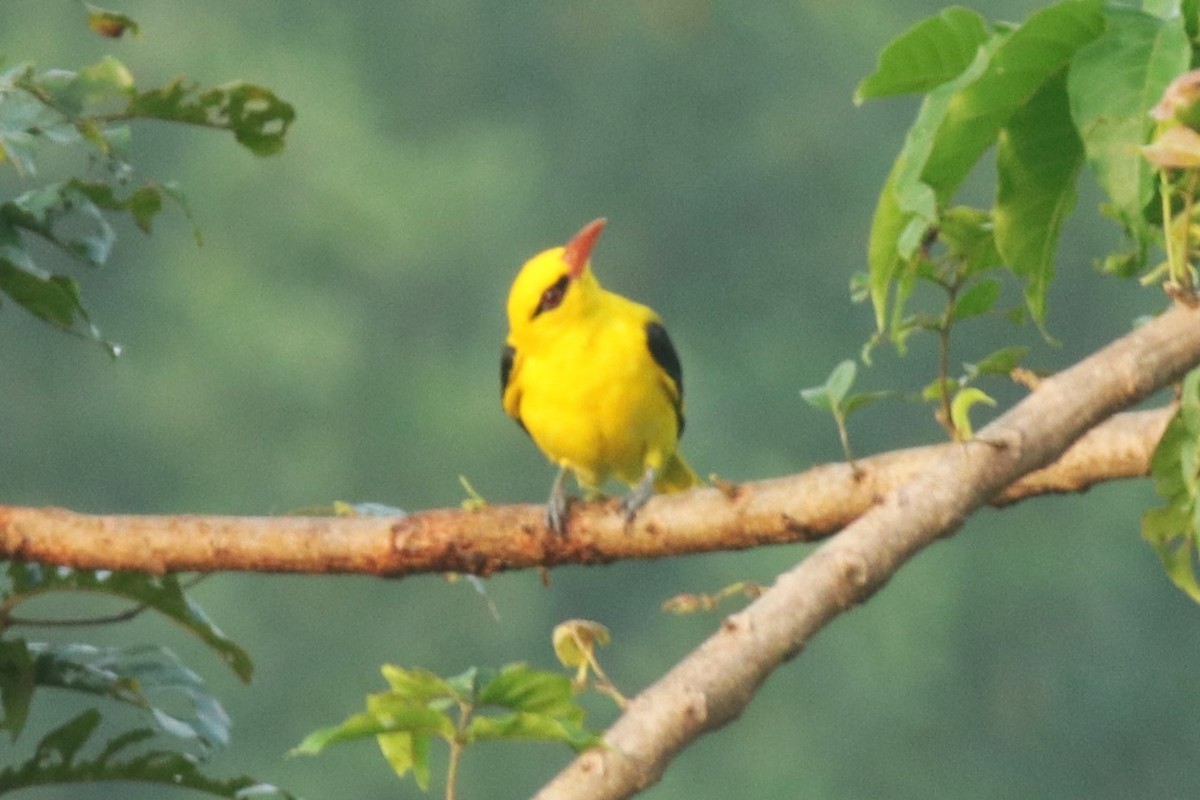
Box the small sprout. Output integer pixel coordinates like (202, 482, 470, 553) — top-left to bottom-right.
(458, 475, 487, 511)
(972, 346, 1028, 377)
(949, 387, 996, 441)
(552, 619, 625, 707)
(662, 582, 764, 615)
(802, 360, 892, 470)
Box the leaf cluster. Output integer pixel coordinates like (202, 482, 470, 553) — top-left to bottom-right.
(0, 562, 294, 797)
(859, 0, 1193, 338)
(825, 1, 1200, 447)
(0, 7, 293, 353)
(294, 663, 599, 795)
(1144, 368, 1200, 600)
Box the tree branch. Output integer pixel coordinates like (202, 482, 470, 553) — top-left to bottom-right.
(532, 301, 1200, 800)
(0, 407, 1170, 576)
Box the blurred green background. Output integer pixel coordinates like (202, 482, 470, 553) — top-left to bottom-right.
(2, 1, 1198, 797)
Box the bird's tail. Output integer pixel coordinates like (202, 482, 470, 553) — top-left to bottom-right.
(654, 451, 701, 493)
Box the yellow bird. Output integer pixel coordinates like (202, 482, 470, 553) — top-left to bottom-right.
(501, 218, 700, 531)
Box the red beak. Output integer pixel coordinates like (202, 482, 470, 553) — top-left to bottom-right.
(562, 218, 607, 279)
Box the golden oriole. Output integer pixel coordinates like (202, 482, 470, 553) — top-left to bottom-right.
(501, 218, 699, 531)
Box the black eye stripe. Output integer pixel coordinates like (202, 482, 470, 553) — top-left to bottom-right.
(532, 275, 570, 318)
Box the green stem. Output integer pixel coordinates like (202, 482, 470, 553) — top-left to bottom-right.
(938, 285, 958, 439)
(1162, 170, 1176, 277)
(446, 701, 473, 800)
(445, 739, 462, 800)
(1180, 171, 1198, 291)
(833, 409, 858, 472)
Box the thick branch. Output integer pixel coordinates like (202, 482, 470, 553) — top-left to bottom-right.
(533, 301, 1200, 800)
(0, 408, 1172, 575)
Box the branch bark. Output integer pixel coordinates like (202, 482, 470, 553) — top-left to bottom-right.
(0, 408, 1172, 576)
(532, 301, 1200, 800)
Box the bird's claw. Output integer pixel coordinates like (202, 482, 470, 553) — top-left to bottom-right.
(546, 467, 571, 535)
(621, 466, 657, 524)
(546, 494, 570, 535)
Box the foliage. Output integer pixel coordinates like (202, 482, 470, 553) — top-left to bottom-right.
(0, 13, 293, 354)
(1143, 367, 1200, 601)
(4, 1, 1200, 797)
(852, 0, 1200, 600)
(800, 359, 892, 464)
(0, 7, 296, 797)
(858, 0, 1179, 333)
(854, 0, 1191, 382)
(294, 661, 599, 798)
(0, 564, 293, 797)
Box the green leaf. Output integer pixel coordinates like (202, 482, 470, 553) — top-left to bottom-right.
(972, 345, 1029, 376)
(1143, 506, 1200, 601)
(866, 46, 994, 331)
(291, 703, 454, 757)
(2, 180, 118, 266)
(2, 566, 253, 682)
(855, 7, 990, 102)
(25, 57, 135, 118)
(1142, 368, 1200, 602)
(801, 360, 858, 414)
(1068, 7, 1191, 245)
(28, 643, 231, 749)
(938, 206, 1002, 275)
(922, 377, 961, 403)
(1185, 0, 1200, 41)
(952, 278, 1002, 321)
(365, 692, 454, 786)
(799, 385, 833, 413)
(950, 387, 997, 439)
(128, 80, 295, 157)
(477, 664, 581, 722)
(379, 664, 462, 704)
(377, 729, 432, 790)
(995, 70, 1082, 322)
(71, 180, 167, 234)
(34, 708, 100, 765)
(468, 711, 599, 752)
(0, 710, 298, 797)
(824, 360, 856, 407)
(0, 255, 88, 329)
(921, 0, 1105, 193)
(0, 639, 35, 740)
(841, 390, 894, 417)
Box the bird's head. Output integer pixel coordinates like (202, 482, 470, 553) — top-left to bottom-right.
(505, 218, 606, 337)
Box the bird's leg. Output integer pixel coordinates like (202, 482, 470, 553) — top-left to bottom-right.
(546, 466, 571, 535)
(621, 465, 658, 523)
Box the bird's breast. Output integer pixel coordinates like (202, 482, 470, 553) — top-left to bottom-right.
(514, 317, 678, 485)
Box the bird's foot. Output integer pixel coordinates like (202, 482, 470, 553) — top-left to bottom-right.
(546, 494, 572, 535)
(546, 467, 572, 535)
(621, 466, 657, 524)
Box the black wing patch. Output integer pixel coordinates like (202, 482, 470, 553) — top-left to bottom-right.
(500, 343, 527, 434)
(645, 321, 685, 437)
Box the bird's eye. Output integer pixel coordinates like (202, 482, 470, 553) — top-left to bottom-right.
(534, 275, 570, 317)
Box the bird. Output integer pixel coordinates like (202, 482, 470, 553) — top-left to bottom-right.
(501, 217, 700, 532)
